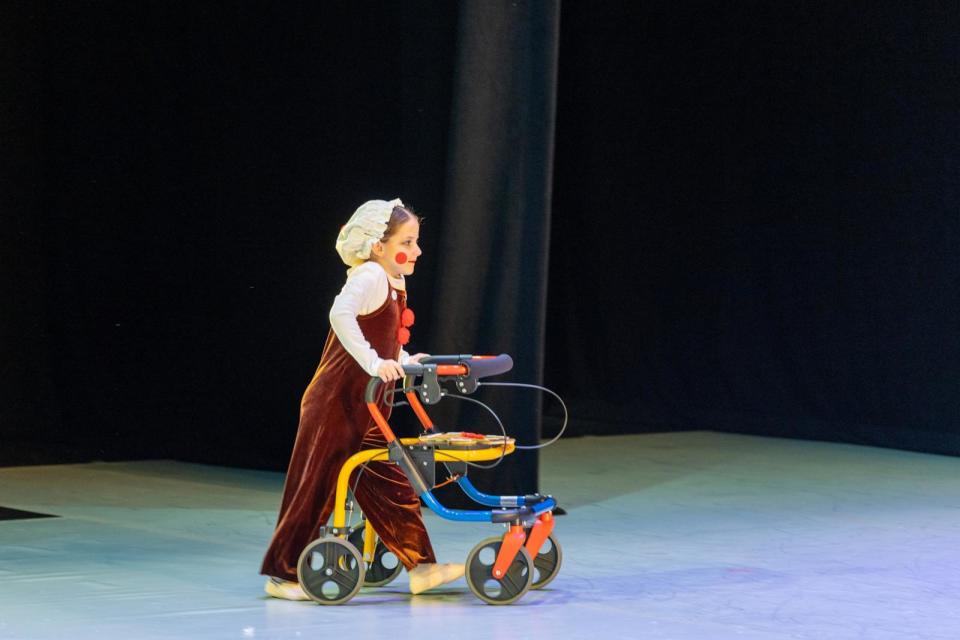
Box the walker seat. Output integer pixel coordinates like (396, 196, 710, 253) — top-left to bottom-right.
(417, 431, 514, 449)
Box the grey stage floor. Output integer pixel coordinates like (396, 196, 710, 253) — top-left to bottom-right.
(1, 431, 959, 640)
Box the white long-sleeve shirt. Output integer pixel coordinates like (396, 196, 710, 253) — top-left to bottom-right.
(328, 261, 411, 376)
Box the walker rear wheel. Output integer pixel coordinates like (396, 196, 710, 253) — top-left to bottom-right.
(297, 536, 365, 605)
(348, 523, 403, 587)
(465, 536, 534, 605)
(527, 532, 562, 589)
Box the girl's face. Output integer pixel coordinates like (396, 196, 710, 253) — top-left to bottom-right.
(373, 218, 421, 278)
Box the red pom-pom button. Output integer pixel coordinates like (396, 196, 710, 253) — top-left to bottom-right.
(397, 327, 411, 345)
(401, 308, 415, 327)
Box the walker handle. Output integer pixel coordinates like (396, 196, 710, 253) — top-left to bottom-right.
(402, 354, 513, 379)
(456, 353, 514, 379)
(365, 354, 514, 404)
(418, 353, 513, 378)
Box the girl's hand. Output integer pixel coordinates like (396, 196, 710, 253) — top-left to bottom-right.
(377, 359, 405, 383)
(408, 353, 430, 364)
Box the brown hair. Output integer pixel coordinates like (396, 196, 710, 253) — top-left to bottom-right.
(380, 204, 422, 241)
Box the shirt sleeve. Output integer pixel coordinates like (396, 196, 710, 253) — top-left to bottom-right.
(328, 264, 390, 376)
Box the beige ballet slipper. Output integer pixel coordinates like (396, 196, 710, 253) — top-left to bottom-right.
(407, 562, 465, 595)
(264, 577, 310, 601)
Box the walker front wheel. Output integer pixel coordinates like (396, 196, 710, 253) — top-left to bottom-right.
(297, 536, 365, 605)
(527, 532, 562, 589)
(348, 523, 403, 587)
(465, 536, 534, 605)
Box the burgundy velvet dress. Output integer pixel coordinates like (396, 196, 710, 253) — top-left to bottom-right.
(260, 281, 435, 582)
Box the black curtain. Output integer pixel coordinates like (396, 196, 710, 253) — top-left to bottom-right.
(547, 2, 960, 454)
(5, 0, 959, 484)
(1, 5, 62, 461)
(0, 2, 459, 467)
(427, 1, 561, 496)
(1, 2, 560, 498)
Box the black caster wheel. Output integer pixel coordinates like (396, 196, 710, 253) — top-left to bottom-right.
(348, 523, 403, 587)
(527, 532, 562, 589)
(465, 536, 534, 605)
(297, 536, 365, 605)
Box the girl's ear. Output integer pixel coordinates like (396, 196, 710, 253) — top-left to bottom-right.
(371, 241, 384, 257)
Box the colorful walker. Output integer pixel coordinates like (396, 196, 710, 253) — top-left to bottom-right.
(296, 354, 561, 605)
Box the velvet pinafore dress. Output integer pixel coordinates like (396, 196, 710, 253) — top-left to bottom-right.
(260, 278, 435, 582)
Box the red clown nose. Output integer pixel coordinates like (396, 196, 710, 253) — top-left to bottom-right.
(395, 252, 408, 265)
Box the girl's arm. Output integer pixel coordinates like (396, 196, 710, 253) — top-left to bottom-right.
(328, 264, 389, 376)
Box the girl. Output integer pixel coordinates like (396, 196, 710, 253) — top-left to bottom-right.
(260, 199, 463, 600)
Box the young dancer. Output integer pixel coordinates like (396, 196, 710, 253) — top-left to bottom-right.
(260, 199, 463, 600)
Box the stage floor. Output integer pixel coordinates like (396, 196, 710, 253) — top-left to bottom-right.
(1, 431, 959, 639)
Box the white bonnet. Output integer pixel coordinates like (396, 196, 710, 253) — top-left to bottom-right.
(335, 198, 404, 268)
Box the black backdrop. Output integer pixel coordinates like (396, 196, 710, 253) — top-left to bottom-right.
(546, 1, 959, 454)
(3, 2, 959, 491)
